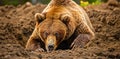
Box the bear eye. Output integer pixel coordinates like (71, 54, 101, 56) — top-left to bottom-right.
(43, 31, 49, 39)
(55, 32, 60, 38)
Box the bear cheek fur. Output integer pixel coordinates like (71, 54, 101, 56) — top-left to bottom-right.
(55, 30, 67, 49)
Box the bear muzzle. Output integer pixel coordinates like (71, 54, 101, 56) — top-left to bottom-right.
(46, 35, 57, 52)
(48, 43, 54, 52)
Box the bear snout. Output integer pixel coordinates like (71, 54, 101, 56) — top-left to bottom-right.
(46, 35, 57, 52)
(48, 44, 54, 52)
(46, 39, 55, 52)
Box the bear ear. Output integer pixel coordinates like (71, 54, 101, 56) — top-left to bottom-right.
(60, 14, 70, 25)
(35, 13, 45, 23)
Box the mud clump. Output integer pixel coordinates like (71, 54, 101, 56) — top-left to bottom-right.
(0, 1, 120, 59)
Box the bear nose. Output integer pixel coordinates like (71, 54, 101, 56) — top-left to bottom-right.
(48, 44, 54, 51)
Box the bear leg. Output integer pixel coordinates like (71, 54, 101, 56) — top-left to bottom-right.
(25, 37, 45, 52)
(71, 34, 90, 49)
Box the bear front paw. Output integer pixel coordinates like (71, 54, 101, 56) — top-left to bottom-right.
(35, 48, 45, 52)
(71, 34, 90, 49)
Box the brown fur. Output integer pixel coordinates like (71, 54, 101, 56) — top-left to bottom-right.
(26, 0, 95, 52)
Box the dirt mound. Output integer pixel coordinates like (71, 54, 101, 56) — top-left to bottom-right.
(0, 1, 120, 59)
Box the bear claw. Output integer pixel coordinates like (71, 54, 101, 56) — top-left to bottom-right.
(35, 48, 45, 52)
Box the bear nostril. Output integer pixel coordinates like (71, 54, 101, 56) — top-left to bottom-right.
(48, 45, 54, 51)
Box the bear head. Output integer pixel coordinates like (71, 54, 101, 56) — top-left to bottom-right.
(34, 13, 76, 52)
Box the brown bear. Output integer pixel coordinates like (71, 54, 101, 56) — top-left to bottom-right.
(25, 0, 95, 52)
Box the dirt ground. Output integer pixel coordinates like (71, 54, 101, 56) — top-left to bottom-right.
(0, 0, 120, 59)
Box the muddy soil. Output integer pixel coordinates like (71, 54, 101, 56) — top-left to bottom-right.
(0, 0, 120, 59)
